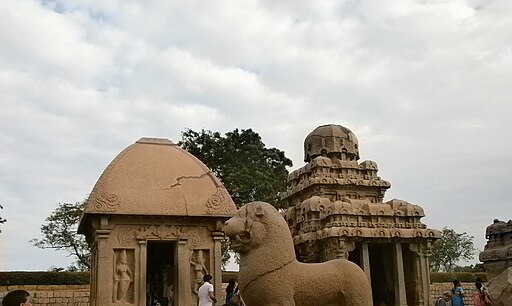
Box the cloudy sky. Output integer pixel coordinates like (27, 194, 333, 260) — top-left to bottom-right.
(1, 0, 511, 271)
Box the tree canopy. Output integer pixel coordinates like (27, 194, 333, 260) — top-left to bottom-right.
(31, 201, 90, 271)
(429, 227, 477, 272)
(178, 128, 293, 208)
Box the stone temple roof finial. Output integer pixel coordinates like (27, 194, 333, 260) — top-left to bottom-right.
(304, 124, 359, 163)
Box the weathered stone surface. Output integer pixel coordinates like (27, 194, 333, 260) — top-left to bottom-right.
(224, 201, 373, 306)
(480, 219, 512, 279)
(79, 137, 236, 306)
(84, 137, 236, 217)
(487, 267, 512, 306)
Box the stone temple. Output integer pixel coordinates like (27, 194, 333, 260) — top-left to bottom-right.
(281, 124, 441, 306)
(78, 138, 236, 306)
(480, 219, 512, 278)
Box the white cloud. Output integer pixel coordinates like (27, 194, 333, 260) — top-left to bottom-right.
(1, 0, 511, 269)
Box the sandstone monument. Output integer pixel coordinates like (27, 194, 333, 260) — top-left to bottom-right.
(78, 138, 236, 306)
(480, 219, 512, 305)
(223, 201, 373, 306)
(480, 219, 512, 279)
(280, 124, 441, 306)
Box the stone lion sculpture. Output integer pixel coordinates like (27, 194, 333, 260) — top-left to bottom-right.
(223, 201, 373, 306)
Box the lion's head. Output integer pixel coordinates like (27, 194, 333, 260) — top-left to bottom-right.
(223, 201, 289, 253)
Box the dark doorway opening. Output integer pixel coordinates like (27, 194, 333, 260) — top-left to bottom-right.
(146, 241, 176, 306)
(348, 243, 361, 267)
(369, 244, 395, 306)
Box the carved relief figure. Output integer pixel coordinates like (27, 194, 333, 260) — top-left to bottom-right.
(223, 202, 372, 306)
(190, 250, 209, 295)
(114, 250, 133, 303)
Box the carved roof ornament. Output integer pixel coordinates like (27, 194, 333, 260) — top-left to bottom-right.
(92, 191, 121, 212)
(304, 124, 360, 162)
(206, 187, 237, 215)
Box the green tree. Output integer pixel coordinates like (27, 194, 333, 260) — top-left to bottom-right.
(179, 128, 293, 208)
(0, 204, 6, 233)
(430, 227, 477, 272)
(179, 128, 292, 268)
(31, 201, 90, 271)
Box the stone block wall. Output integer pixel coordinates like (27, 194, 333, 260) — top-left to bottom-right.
(0, 285, 89, 306)
(2, 283, 482, 306)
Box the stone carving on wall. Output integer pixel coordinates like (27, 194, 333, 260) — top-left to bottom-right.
(117, 230, 137, 247)
(330, 239, 355, 259)
(136, 225, 187, 240)
(113, 249, 134, 304)
(190, 249, 210, 303)
(206, 187, 237, 215)
(93, 191, 121, 212)
(187, 228, 206, 248)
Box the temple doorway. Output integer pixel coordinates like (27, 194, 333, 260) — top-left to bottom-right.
(146, 241, 176, 306)
(369, 244, 395, 306)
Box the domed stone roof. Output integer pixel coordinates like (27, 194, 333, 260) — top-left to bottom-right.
(83, 137, 236, 217)
(304, 124, 359, 162)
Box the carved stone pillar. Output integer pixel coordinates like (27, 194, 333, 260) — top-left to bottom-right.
(177, 239, 192, 306)
(138, 240, 147, 306)
(393, 242, 408, 306)
(361, 242, 371, 283)
(408, 244, 423, 306)
(89, 242, 98, 306)
(213, 235, 224, 304)
(421, 241, 433, 306)
(95, 229, 111, 306)
(409, 241, 432, 306)
(324, 238, 355, 260)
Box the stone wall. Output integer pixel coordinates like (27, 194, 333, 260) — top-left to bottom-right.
(0, 285, 89, 306)
(2, 283, 481, 306)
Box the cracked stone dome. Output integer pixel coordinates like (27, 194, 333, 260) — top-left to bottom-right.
(304, 124, 360, 162)
(82, 137, 236, 217)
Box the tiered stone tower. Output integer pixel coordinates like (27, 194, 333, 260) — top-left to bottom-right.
(281, 124, 440, 306)
(480, 219, 512, 279)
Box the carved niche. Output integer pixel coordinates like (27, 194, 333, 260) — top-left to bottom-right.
(190, 249, 211, 304)
(113, 249, 135, 304)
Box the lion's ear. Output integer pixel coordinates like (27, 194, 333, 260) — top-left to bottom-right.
(254, 205, 265, 217)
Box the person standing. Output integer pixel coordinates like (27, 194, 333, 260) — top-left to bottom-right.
(2, 290, 32, 306)
(472, 278, 492, 306)
(225, 278, 237, 304)
(198, 274, 217, 306)
(451, 279, 465, 306)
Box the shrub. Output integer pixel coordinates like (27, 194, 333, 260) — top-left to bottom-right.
(430, 272, 487, 283)
(221, 271, 239, 283)
(0, 272, 90, 286)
